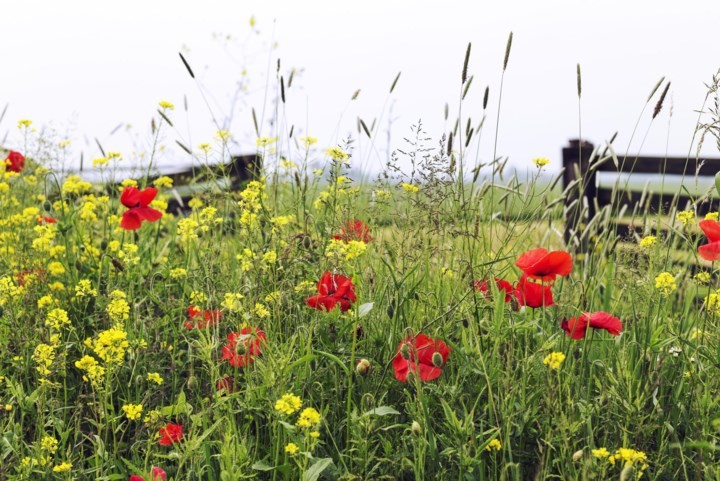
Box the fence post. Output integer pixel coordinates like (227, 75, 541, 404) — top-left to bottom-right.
(562, 139, 596, 249)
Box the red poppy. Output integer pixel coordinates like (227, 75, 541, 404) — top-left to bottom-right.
(392, 333, 452, 382)
(157, 423, 183, 446)
(129, 467, 167, 481)
(5, 151, 25, 173)
(513, 248, 572, 308)
(699, 219, 720, 261)
(36, 215, 56, 225)
(473, 277, 513, 302)
(333, 219, 373, 243)
(514, 273, 555, 308)
(216, 376, 235, 393)
(515, 248, 572, 281)
(305, 272, 356, 312)
(221, 327, 266, 368)
(184, 305, 223, 329)
(561, 311, 623, 340)
(119, 186, 163, 230)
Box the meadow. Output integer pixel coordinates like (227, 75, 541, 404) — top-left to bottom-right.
(3, 39, 720, 481)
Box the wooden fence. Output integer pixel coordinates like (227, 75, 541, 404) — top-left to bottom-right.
(562, 139, 720, 248)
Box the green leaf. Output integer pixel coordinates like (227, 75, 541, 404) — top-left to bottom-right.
(302, 457, 334, 481)
(715, 171, 720, 198)
(361, 406, 400, 417)
(358, 302, 374, 318)
(252, 461, 274, 471)
(314, 350, 351, 377)
(279, 421, 297, 432)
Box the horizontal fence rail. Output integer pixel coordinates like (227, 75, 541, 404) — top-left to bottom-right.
(562, 139, 720, 250)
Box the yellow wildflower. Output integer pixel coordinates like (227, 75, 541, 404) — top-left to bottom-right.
(654, 272, 676, 297)
(275, 393, 302, 415)
(122, 403, 143, 420)
(543, 352, 566, 370)
(532, 157, 550, 168)
(676, 210, 694, 226)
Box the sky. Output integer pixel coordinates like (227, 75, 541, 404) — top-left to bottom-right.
(3, 0, 720, 176)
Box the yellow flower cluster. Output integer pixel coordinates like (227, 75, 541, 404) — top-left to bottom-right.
(542, 352, 566, 370)
(147, 372, 164, 385)
(639, 236, 656, 248)
(705, 212, 719, 221)
(32, 223, 57, 253)
(122, 403, 143, 420)
(85, 327, 129, 366)
(154, 176, 174, 188)
(486, 439, 502, 451)
(705, 290, 720, 315)
(275, 393, 302, 415)
(299, 136, 318, 147)
(296, 407, 321, 428)
(75, 355, 105, 385)
(325, 239, 367, 261)
(53, 462, 72, 473)
(654, 272, 676, 297)
(40, 436, 59, 453)
(256, 136, 278, 148)
(676, 210, 694, 226)
(0, 276, 23, 306)
(61, 175, 92, 195)
(695, 271, 711, 285)
(254, 303, 270, 318)
(33, 343, 56, 377)
(401, 183, 419, 194)
(221, 292, 244, 312)
(45, 308, 70, 330)
(238, 181, 266, 230)
(107, 290, 130, 322)
(177, 218, 200, 241)
(532, 157, 550, 168)
(170, 268, 187, 279)
(326, 146, 349, 163)
(74, 279, 98, 298)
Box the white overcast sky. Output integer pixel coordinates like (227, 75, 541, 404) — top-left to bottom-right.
(3, 0, 720, 175)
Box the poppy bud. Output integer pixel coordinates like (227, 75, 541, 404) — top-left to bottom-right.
(43, 200, 52, 211)
(400, 343, 411, 360)
(187, 375, 198, 390)
(572, 449, 584, 462)
(432, 351, 444, 367)
(111, 257, 125, 272)
(411, 421, 422, 435)
(354, 324, 365, 340)
(356, 358, 371, 376)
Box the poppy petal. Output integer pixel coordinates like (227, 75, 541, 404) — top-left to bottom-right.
(588, 311, 623, 336)
(135, 206, 163, 222)
(561, 317, 588, 340)
(699, 241, 720, 261)
(138, 187, 158, 207)
(699, 219, 720, 243)
(120, 210, 143, 230)
(120, 187, 141, 208)
(392, 353, 409, 382)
